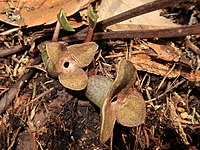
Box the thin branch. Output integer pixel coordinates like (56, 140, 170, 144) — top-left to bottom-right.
(77, 0, 187, 34)
(61, 24, 200, 42)
(25, 87, 54, 106)
(0, 55, 42, 115)
(185, 36, 200, 55)
(96, 0, 187, 30)
(0, 27, 21, 36)
(0, 45, 28, 57)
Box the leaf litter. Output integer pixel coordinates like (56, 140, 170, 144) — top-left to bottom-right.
(0, 0, 200, 149)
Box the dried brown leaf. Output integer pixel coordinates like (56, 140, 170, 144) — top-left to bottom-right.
(181, 70, 200, 87)
(130, 53, 180, 78)
(146, 42, 181, 62)
(97, 0, 179, 31)
(0, 0, 94, 27)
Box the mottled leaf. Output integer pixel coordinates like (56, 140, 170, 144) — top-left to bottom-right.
(113, 88, 146, 126)
(86, 59, 146, 143)
(59, 67, 88, 90)
(86, 75, 113, 107)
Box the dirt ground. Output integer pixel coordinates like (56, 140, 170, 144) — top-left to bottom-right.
(0, 1, 200, 150)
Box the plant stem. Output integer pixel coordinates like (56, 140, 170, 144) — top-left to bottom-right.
(52, 21, 61, 42)
(84, 27, 94, 43)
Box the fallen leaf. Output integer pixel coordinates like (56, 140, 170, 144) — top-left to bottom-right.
(130, 53, 180, 78)
(130, 48, 199, 85)
(17, 131, 34, 150)
(33, 110, 47, 130)
(97, 0, 180, 31)
(168, 100, 190, 145)
(145, 42, 182, 62)
(0, 0, 94, 27)
(181, 70, 200, 87)
(14, 93, 31, 112)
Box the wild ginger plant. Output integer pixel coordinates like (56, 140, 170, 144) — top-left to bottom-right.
(86, 59, 146, 143)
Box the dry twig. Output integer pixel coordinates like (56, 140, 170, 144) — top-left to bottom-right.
(96, 0, 187, 30)
(185, 36, 200, 55)
(0, 45, 28, 57)
(0, 55, 42, 115)
(77, 0, 188, 34)
(62, 25, 200, 42)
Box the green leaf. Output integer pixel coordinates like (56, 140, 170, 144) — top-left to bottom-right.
(87, 5, 98, 29)
(40, 48, 48, 66)
(57, 8, 75, 32)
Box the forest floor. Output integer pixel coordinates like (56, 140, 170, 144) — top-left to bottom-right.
(0, 1, 200, 150)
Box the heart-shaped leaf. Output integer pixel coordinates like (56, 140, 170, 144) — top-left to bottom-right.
(110, 59, 137, 97)
(113, 88, 146, 127)
(86, 59, 146, 143)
